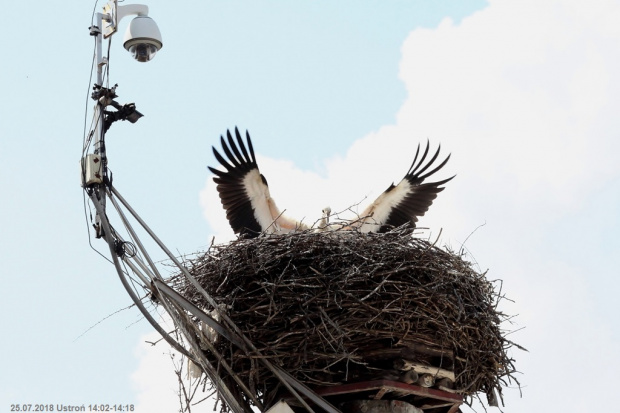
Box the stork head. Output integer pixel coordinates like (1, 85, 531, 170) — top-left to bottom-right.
(315, 206, 332, 231)
(322, 206, 332, 221)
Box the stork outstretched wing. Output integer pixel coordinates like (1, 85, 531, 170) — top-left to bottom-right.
(209, 128, 453, 237)
(208, 128, 307, 237)
(354, 141, 454, 233)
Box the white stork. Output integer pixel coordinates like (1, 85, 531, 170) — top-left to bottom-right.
(208, 128, 454, 237)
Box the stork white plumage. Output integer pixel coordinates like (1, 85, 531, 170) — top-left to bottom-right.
(208, 128, 454, 238)
(317, 207, 332, 232)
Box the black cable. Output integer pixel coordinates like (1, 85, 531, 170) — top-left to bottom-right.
(121, 259, 151, 301)
(82, 37, 96, 155)
(90, 0, 100, 26)
(83, 193, 115, 265)
(115, 239, 138, 259)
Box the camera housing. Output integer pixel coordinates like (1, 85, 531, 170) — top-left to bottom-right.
(123, 16, 163, 62)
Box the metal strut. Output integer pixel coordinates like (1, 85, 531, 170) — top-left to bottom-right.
(107, 185, 341, 413)
(88, 190, 251, 413)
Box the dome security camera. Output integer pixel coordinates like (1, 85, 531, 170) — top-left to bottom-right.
(123, 16, 163, 62)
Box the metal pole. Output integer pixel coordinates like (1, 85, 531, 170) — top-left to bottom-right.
(95, 13, 104, 87)
(93, 12, 107, 235)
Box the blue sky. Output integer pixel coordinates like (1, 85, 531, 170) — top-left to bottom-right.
(2, 0, 620, 412)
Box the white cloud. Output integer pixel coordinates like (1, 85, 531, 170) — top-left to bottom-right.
(138, 0, 620, 411)
(132, 318, 219, 412)
(131, 328, 182, 412)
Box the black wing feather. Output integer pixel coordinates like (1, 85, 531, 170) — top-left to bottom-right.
(380, 141, 454, 232)
(208, 128, 265, 237)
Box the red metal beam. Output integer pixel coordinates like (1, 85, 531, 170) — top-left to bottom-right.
(315, 380, 463, 404)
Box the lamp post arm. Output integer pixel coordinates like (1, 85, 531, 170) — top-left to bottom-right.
(102, 1, 150, 38)
(117, 4, 149, 20)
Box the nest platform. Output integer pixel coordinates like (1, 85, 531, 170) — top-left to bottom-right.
(169, 228, 520, 412)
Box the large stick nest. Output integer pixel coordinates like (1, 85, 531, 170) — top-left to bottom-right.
(170, 227, 520, 409)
